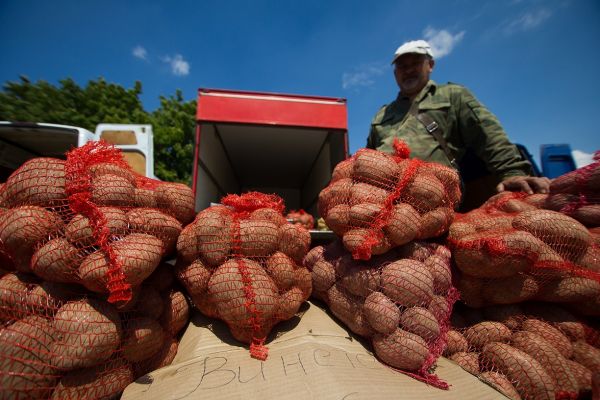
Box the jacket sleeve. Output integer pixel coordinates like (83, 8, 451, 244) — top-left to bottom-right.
(454, 87, 532, 180)
(366, 105, 387, 150)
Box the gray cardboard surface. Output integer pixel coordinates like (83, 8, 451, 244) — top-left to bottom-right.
(122, 301, 508, 400)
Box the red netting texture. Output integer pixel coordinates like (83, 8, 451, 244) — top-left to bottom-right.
(445, 301, 600, 399)
(286, 209, 315, 230)
(175, 191, 312, 361)
(304, 239, 459, 389)
(448, 191, 600, 312)
(319, 140, 461, 260)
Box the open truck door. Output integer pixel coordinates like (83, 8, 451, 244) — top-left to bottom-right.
(193, 88, 348, 241)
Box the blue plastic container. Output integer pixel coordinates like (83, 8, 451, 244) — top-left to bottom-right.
(540, 144, 576, 179)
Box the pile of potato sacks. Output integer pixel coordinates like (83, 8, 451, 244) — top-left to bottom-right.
(0, 142, 194, 399)
(175, 192, 312, 360)
(308, 147, 462, 386)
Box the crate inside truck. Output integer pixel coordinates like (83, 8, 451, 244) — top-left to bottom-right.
(193, 88, 348, 240)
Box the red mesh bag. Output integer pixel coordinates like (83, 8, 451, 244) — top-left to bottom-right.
(304, 239, 459, 388)
(445, 301, 600, 400)
(318, 141, 461, 260)
(543, 152, 600, 228)
(286, 209, 315, 230)
(175, 192, 312, 360)
(0, 142, 192, 398)
(448, 191, 600, 312)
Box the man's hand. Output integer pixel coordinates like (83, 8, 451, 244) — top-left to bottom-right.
(496, 176, 551, 194)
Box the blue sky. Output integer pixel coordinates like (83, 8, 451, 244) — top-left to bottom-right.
(1, 0, 599, 167)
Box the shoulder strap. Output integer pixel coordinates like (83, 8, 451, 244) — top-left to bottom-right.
(408, 102, 458, 169)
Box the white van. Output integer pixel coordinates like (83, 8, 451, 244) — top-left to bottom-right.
(0, 122, 156, 181)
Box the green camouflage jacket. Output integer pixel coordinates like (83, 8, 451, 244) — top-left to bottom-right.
(366, 80, 532, 180)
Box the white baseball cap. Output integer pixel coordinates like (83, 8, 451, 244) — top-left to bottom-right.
(391, 40, 433, 64)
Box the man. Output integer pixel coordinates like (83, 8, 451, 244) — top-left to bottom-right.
(367, 40, 550, 209)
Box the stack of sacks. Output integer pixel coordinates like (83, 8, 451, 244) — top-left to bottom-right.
(444, 301, 600, 400)
(175, 192, 312, 360)
(544, 152, 600, 228)
(286, 209, 315, 230)
(0, 141, 193, 399)
(305, 239, 459, 388)
(448, 191, 600, 315)
(318, 142, 461, 260)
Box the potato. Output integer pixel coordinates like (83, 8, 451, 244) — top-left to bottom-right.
(0, 273, 36, 321)
(91, 173, 135, 206)
(251, 208, 287, 227)
(239, 219, 279, 257)
(383, 203, 420, 246)
(482, 274, 539, 305)
(397, 241, 434, 262)
(311, 259, 336, 296)
(302, 246, 324, 270)
(352, 149, 401, 189)
(535, 276, 600, 303)
(448, 352, 480, 375)
(497, 198, 537, 213)
(78, 233, 163, 293)
(350, 182, 389, 205)
(564, 359, 592, 394)
(0, 316, 57, 398)
(464, 321, 511, 350)
(448, 221, 476, 240)
(522, 193, 548, 209)
(544, 193, 577, 211)
(380, 259, 434, 308)
(579, 245, 600, 272)
(30, 237, 82, 283)
(278, 287, 305, 320)
(363, 292, 400, 334)
(50, 299, 122, 370)
(134, 187, 158, 208)
(339, 264, 380, 298)
(154, 182, 196, 225)
(89, 162, 136, 185)
(342, 228, 389, 258)
(349, 202, 383, 228)
(417, 207, 453, 239)
(549, 172, 578, 194)
(266, 252, 296, 291)
(160, 290, 190, 336)
(455, 274, 484, 308)
(135, 337, 179, 377)
(64, 207, 128, 246)
(3, 158, 66, 207)
(511, 331, 579, 397)
(512, 210, 591, 262)
(327, 284, 373, 337)
(443, 330, 468, 356)
(122, 317, 166, 363)
(177, 207, 233, 267)
(278, 224, 310, 264)
(521, 319, 573, 359)
(127, 208, 182, 255)
(331, 158, 354, 182)
(176, 258, 212, 300)
(424, 255, 452, 295)
(0, 206, 64, 272)
(51, 360, 133, 400)
(572, 204, 600, 227)
(294, 268, 312, 299)
(421, 163, 461, 207)
(400, 307, 440, 342)
(572, 341, 600, 374)
(134, 286, 165, 319)
(481, 342, 556, 400)
(318, 178, 352, 216)
(428, 295, 450, 320)
(207, 258, 278, 337)
(402, 174, 446, 213)
(372, 328, 429, 370)
(324, 204, 350, 235)
(479, 371, 522, 400)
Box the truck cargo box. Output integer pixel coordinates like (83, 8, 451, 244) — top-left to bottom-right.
(193, 88, 349, 221)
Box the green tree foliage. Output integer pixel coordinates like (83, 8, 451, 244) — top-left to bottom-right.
(0, 76, 196, 184)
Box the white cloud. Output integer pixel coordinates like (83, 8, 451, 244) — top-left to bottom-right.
(502, 8, 552, 35)
(342, 63, 387, 90)
(162, 54, 190, 76)
(132, 45, 148, 61)
(423, 27, 465, 59)
(572, 150, 595, 168)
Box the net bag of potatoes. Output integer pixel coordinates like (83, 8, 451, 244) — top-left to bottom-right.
(318, 140, 461, 261)
(543, 152, 600, 228)
(175, 192, 312, 360)
(448, 191, 600, 313)
(286, 209, 315, 230)
(304, 239, 459, 388)
(444, 301, 600, 400)
(0, 142, 193, 398)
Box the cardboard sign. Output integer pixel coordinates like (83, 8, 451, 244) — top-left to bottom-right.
(122, 302, 507, 400)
